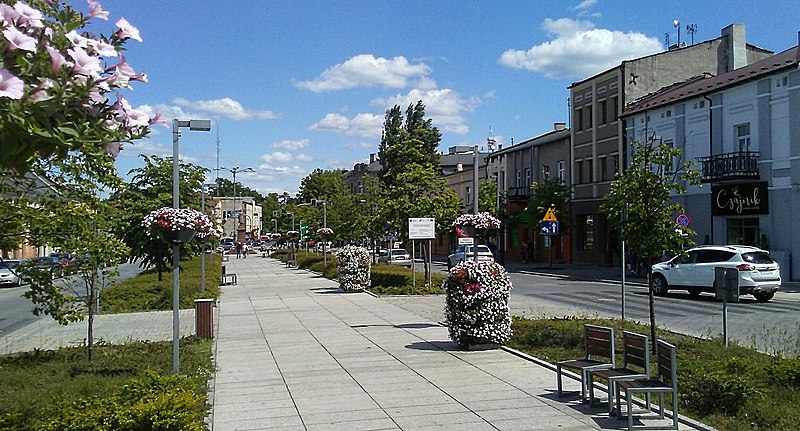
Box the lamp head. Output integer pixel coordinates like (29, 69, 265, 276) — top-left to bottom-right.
(673, 19, 679, 28)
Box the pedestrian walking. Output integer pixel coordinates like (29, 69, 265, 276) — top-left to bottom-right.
(243, 243, 248, 258)
(235, 241, 243, 259)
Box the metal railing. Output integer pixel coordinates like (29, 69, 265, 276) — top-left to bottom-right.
(699, 151, 759, 183)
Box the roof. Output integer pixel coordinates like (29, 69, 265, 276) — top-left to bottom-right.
(486, 128, 570, 159)
(623, 45, 800, 117)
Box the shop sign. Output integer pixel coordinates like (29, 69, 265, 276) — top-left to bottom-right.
(711, 182, 769, 216)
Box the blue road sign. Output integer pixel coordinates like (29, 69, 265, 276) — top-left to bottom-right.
(540, 220, 559, 235)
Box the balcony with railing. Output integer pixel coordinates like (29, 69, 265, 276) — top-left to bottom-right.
(507, 186, 530, 201)
(699, 151, 759, 183)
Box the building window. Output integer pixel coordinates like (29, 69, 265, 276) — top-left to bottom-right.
(664, 139, 675, 172)
(525, 168, 532, 188)
(611, 96, 618, 122)
(612, 153, 619, 176)
(576, 108, 583, 131)
(465, 186, 471, 205)
(541, 164, 549, 181)
(576, 160, 584, 184)
(557, 160, 565, 182)
(599, 156, 607, 181)
(587, 158, 594, 183)
(516, 170, 521, 187)
(600, 100, 608, 125)
(587, 105, 593, 128)
(736, 123, 751, 152)
(578, 214, 595, 252)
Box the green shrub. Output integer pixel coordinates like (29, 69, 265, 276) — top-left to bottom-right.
(768, 357, 800, 389)
(681, 371, 764, 416)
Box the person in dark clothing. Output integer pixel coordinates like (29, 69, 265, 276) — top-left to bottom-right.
(235, 241, 243, 259)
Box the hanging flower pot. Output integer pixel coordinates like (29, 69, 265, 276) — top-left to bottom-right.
(142, 207, 219, 245)
(443, 260, 512, 350)
(158, 228, 197, 244)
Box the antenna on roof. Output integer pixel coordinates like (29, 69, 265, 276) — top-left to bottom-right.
(686, 23, 697, 45)
(487, 126, 496, 152)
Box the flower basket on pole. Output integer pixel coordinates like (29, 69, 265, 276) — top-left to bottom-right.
(337, 245, 371, 292)
(443, 260, 512, 350)
(142, 207, 216, 245)
(453, 212, 501, 240)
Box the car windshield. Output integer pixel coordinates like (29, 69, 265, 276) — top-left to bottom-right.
(1, 260, 20, 269)
(467, 246, 491, 253)
(742, 252, 774, 264)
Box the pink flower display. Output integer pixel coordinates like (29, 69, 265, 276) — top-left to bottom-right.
(3, 26, 37, 51)
(0, 69, 24, 99)
(114, 17, 141, 42)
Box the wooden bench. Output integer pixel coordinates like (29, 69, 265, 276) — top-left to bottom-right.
(556, 324, 616, 403)
(588, 331, 651, 415)
(615, 339, 678, 430)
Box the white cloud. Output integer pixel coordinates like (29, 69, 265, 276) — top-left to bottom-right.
(572, 0, 598, 11)
(295, 153, 313, 162)
(172, 97, 279, 121)
(373, 88, 478, 135)
(272, 138, 309, 151)
(295, 54, 431, 92)
(498, 18, 663, 79)
(260, 151, 293, 164)
(308, 113, 384, 138)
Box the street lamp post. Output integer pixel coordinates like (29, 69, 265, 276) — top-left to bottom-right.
(473, 145, 479, 262)
(222, 166, 254, 242)
(201, 183, 217, 295)
(310, 199, 328, 270)
(171, 118, 211, 374)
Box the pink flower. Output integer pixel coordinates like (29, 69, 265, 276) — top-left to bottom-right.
(46, 46, 70, 75)
(68, 46, 102, 77)
(0, 69, 24, 99)
(107, 54, 135, 77)
(115, 17, 141, 42)
(3, 26, 37, 52)
(65, 30, 89, 48)
(103, 142, 122, 158)
(85, 0, 109, 20)
(88, 39, 117, 57)
(13, 2, 44, 28)
(0, 4, 20, 27)
(149, 111, 168, 127)
(27, 79, 54, 102)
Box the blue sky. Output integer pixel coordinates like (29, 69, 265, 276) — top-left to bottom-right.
(93, 0, 800, 195)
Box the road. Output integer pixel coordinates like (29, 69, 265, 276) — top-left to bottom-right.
(422, 260, 800, 356)
(0, 260, 147, 340)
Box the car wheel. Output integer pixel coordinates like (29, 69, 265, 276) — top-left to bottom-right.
(688, 287, 702, 297)
(651, 274, 669, 296)
(753, 291, 775, 302)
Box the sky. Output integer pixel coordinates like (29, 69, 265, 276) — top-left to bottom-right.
(89, 0, 800, 196)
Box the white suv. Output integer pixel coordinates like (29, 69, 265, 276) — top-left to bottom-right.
(447, 245, 494, 270)
(651, 245, 780, 302)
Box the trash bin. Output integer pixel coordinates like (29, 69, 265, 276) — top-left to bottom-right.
(195, 298, 215, 338)
(714, 267, 739, 303)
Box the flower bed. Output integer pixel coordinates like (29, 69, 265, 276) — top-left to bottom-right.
(336, 245, 371, 292)
(443, 260, 512, 348)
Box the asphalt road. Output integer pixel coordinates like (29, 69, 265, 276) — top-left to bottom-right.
(0, 260, 147, 340)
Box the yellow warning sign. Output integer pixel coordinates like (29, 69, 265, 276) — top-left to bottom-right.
(542, 208, 558, 221)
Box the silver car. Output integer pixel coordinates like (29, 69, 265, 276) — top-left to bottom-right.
(651, 245, 780, 302)
(0, 259, 25, 287)
(447, 245, 494, 270)
(377, 249, 412, 267)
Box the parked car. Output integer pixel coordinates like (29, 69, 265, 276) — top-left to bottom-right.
(50, 252, 78, 274)
(31, 256, 63, 278)
(377, 249, 412, 267)
(650, 245, 781, 302)
(447, 245, 494, 270)
(0, 259, 25, 287)
(220, 238, 235, 252)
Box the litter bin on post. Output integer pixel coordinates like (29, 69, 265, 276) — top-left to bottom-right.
(195, 298, 214, 339)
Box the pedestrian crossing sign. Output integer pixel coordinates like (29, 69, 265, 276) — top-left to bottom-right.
(543, 208, 558, 221)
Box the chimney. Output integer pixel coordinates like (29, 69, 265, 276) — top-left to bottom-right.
(369, 153, 377, 164)
(554, 122, 566, 131)
(721, 24, 747, 72)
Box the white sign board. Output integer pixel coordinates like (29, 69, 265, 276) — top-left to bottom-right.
(408, 217, 436, 239)
(458, 237, 474, 245)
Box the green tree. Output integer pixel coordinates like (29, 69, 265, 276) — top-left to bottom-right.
(526, 178, 571, 233)
(601, 138, 701, 351)
(377, 102, 461, 281)
(298, 168, 346, 203)
(109, 156, 208, 281)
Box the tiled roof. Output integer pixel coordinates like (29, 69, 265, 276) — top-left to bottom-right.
(623, 45, 799, 117)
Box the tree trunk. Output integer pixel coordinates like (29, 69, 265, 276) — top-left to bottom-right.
(87, 273, 95, 361)
(422, 242, 430, 285)
(646, 257, 657, 354)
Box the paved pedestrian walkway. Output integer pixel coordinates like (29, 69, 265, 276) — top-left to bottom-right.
(209, 257, 706, 430)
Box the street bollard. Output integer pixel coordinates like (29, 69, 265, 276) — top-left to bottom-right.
(195, 298, 214, 339)
(714, 267, 739, 346)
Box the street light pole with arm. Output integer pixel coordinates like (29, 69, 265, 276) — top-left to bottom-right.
(222, 166, 254, 241)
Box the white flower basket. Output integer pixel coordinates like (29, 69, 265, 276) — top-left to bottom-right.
(443, 260, 512, 349)
(336, 245, 371, 292)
